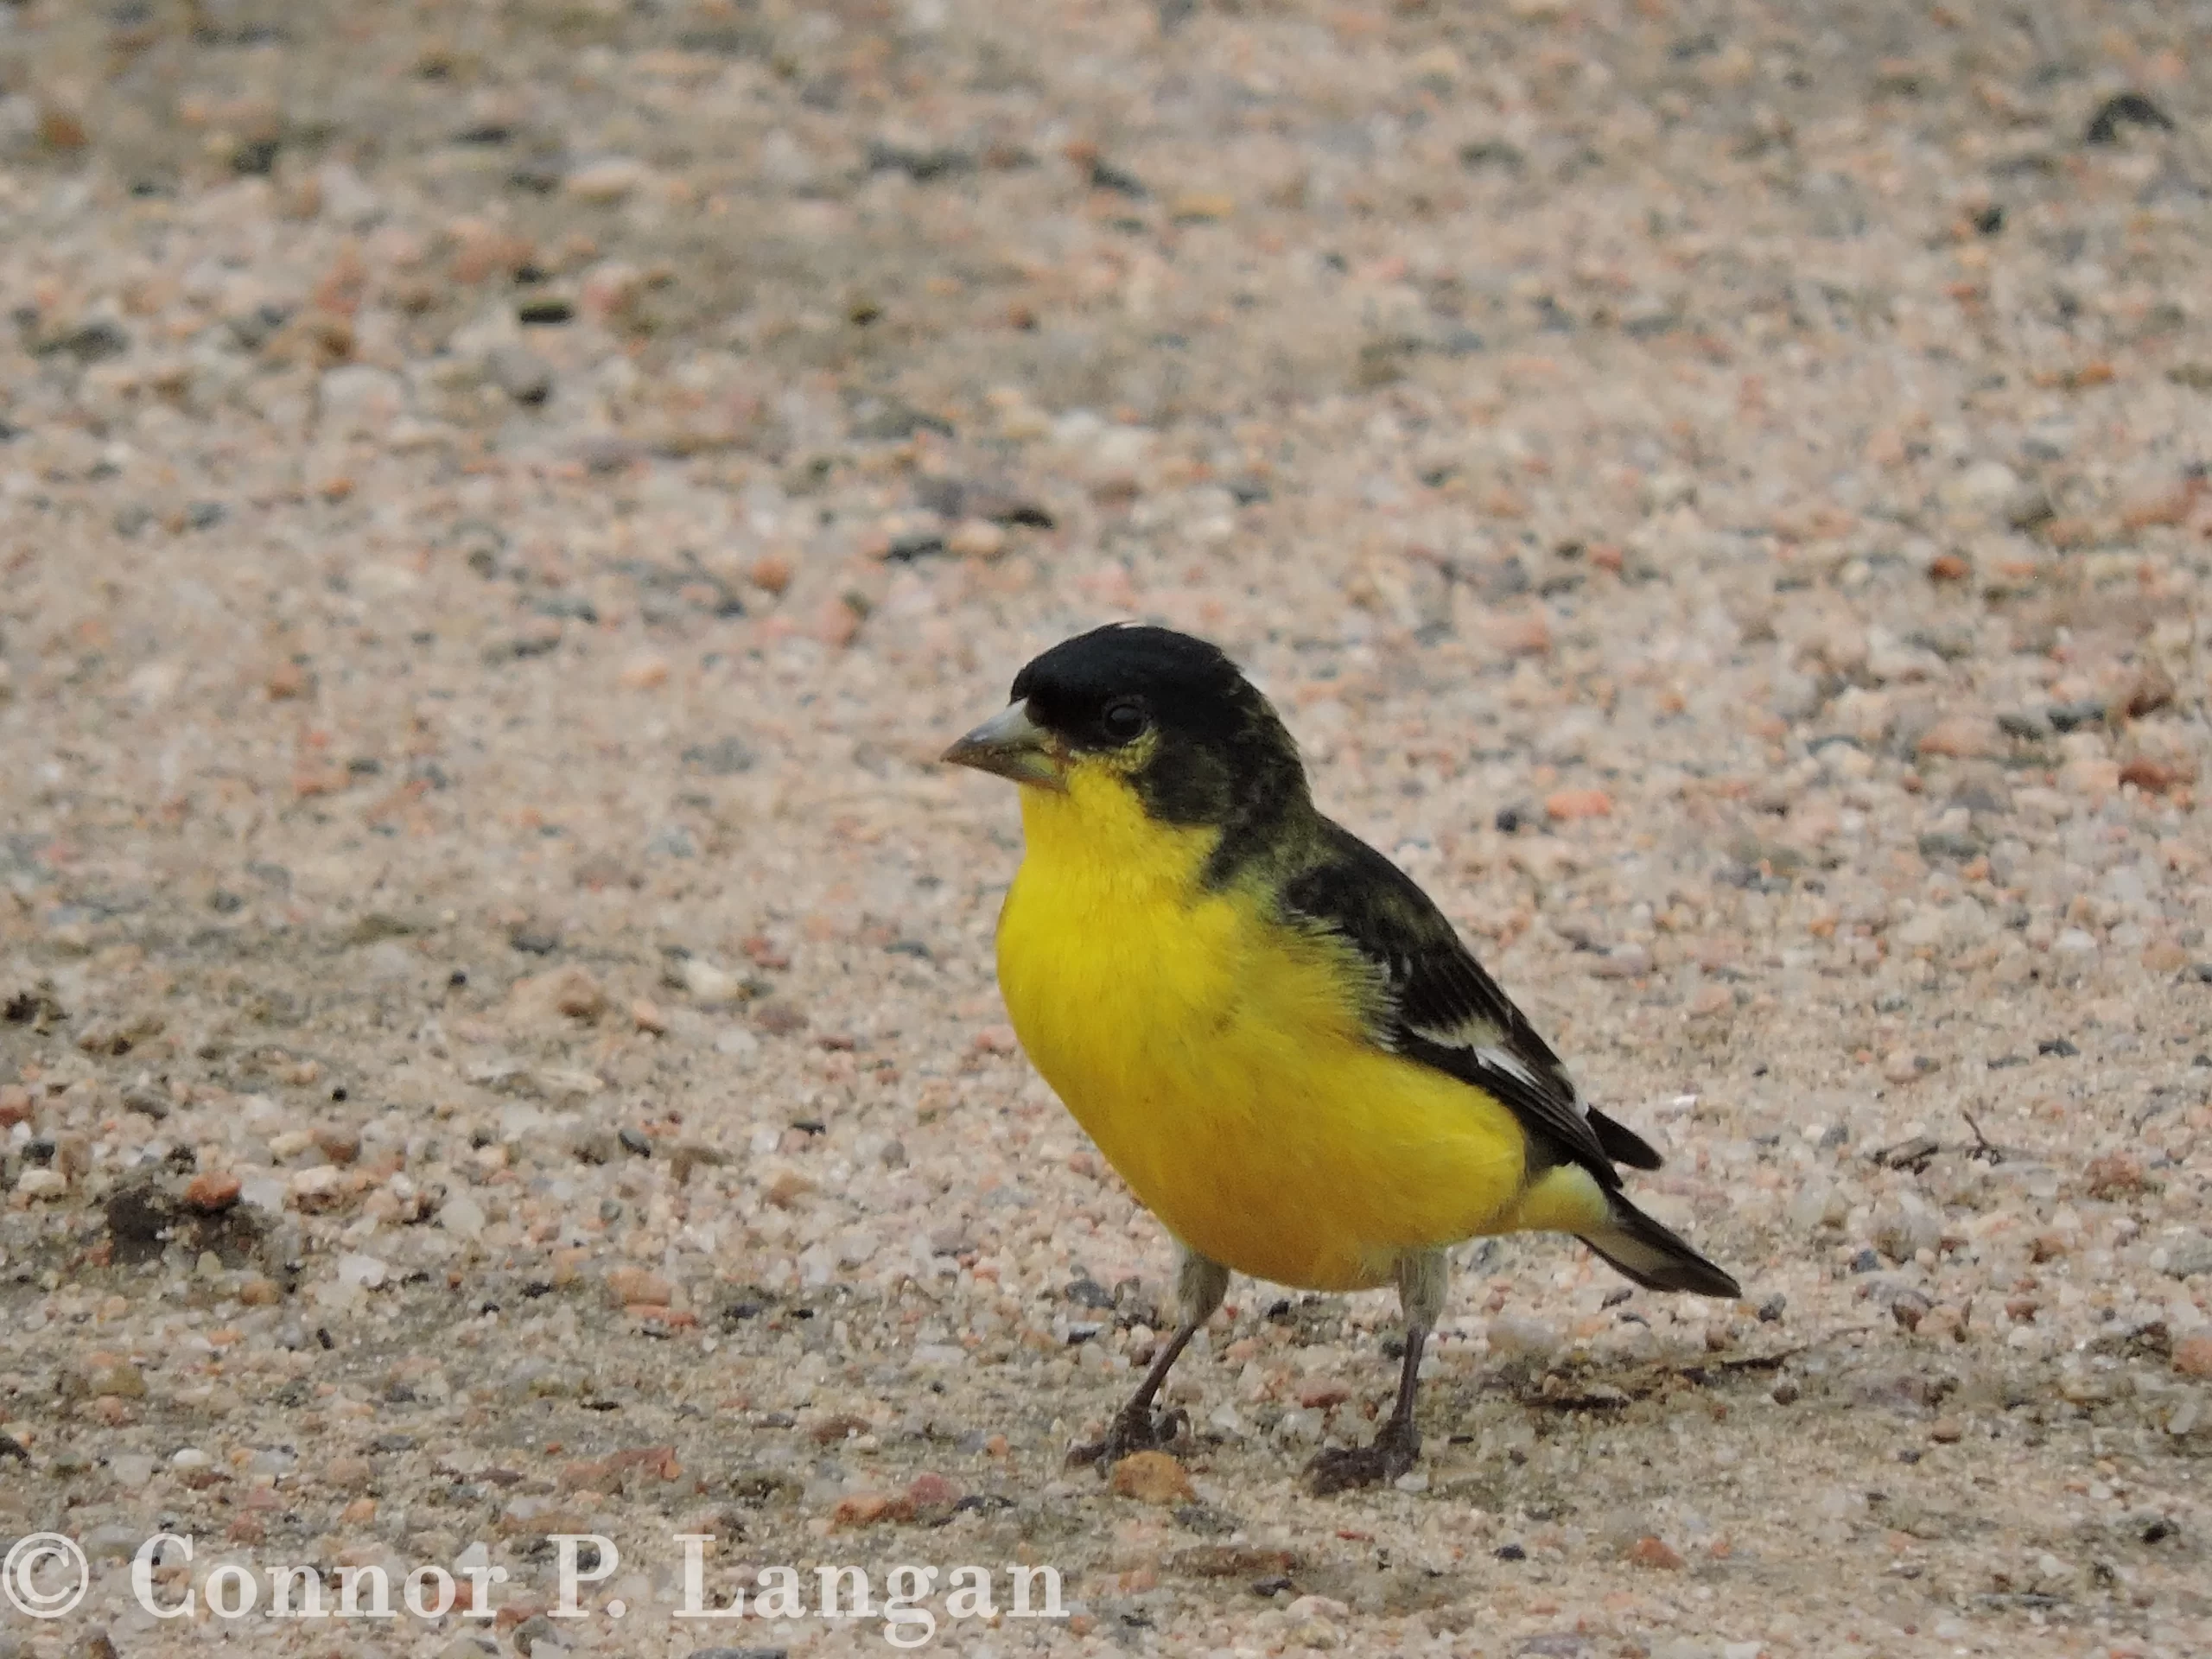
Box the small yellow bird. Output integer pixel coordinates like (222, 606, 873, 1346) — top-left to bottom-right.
(944, 625, 1738, 1491)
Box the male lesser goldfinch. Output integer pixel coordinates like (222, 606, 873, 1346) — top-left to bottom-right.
(944, 624, 1739, 1492)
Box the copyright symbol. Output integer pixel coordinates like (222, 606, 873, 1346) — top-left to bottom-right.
(3, 1531, 90, 1618)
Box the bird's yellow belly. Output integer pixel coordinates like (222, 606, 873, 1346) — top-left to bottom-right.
(997, 850, 1529, 1292)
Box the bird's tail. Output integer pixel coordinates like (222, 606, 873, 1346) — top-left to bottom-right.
(1579, 1192, 1740, 1299)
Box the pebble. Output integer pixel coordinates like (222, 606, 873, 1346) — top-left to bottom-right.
(606, 1266, 676, 1308)
(1486, 1313, 1560, 1360)
(289, 1165, 344, 1207)
(1543, 787, 1613, 822)
(1872, 1192, 1941, 1262)
(1878, 1050, 1933, 1085)
(563, 157, 652, 202)
(2160, 1235, 2212, 1281)
(1625, 1535, 1685, 1570)
(508, 964, 607, 1024)
(336, 1253, 389, 1290)
(679, 958, 748, 1006)
(6, 12, 2211, 1653)
(1109, 1450, 1197, 1505)
(1915, 716, 2002, 760)
(946, 518, 1008, 560)
(486, 346, 554, 405)
(2173, 1336, 2212, 1380)
(78, 1359, 146, 1399)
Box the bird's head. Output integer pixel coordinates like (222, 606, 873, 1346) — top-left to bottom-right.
(943, 624, 1308, 845)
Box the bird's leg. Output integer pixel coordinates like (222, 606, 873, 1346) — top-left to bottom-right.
(1069, 1249, 1228, 1470)
(1307, 1249, 1446, 1495)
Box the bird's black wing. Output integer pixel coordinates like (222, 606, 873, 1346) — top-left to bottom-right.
(1279, 820, 1661, 1188)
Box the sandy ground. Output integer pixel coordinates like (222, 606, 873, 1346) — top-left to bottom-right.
(2, 1, 2210, 1656)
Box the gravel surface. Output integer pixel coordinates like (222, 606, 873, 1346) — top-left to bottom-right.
(3, 1, 2210, 1656)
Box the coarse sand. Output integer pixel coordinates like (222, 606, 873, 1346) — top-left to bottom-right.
(2, 1, 2209, 1656)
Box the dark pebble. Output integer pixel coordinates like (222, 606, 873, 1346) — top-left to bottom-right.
(1459, 140, 1525, 170)
(121, 1086, 170, 1120)
(1249, 1575, 1294, 1597)
(1757, 1293, 1786, 1323)
(34, 318, 131, 364)
(866, 142, 973, 182)
(2038, 1037, 2080, 1058)
(619, 1128, 652, 1158)
(1064, 1276, 1115, 1309)
(1916, 830, 1982, 861)
(2047, 699, 2106, 733)
(1998, 711, 2049, 739)
(509, 156, 566, 193)
(232, 137, 282, 176)
(2084, 92, 2175, 145)
(227, 302, 295, 350)
(1173, 1503, 1238, 1535)
(886, 531, 948, 562)
(681, 736, 756, 776)
(510, 926, 559, 955)
(1089, 158, 1148, 197)
(1493, 1542, 1528, 1560)
(1849, 1249, 1881, 1274)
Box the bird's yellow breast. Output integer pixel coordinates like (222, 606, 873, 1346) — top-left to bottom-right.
(995, 767, 1532, 1291)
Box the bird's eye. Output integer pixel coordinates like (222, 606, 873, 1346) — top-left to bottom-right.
(1100, 698, 1148, 741)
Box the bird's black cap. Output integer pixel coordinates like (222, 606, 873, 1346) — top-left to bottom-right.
(1017, 623, 1247, 716)
(1007, 624, 1307, 870)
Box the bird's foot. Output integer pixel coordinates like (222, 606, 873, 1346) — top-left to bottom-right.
(1067, 1402, 1187, 1471)
(1305, 1416, 1421, 1495)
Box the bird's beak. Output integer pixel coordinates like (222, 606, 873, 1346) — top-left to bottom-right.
(942, 702, 1065, 791)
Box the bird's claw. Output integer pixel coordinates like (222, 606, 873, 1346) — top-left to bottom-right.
(1067, 1403, 1187, 1471)
(1305, 1419, 1421, 1495)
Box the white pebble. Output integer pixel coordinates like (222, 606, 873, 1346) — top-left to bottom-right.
(15, 1168, 67, 1199)
(337, 1253, 390, 1290)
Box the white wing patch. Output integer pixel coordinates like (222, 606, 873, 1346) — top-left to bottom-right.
(1471, 1046, 1586, 1117)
